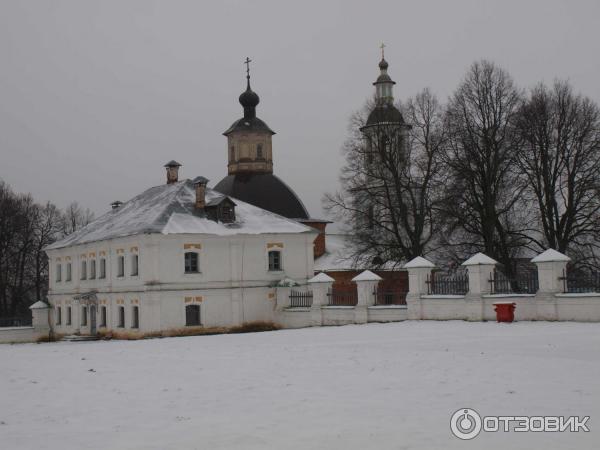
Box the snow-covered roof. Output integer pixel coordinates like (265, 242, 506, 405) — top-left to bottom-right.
(531, 249, 570, 263)
(46, 180, 314, 250)
(351, 270, 383, 282)
(29, 300, 49, 310)
(314, 234, 403, 271)
(404, 256, 435, 269)
(462, 253, 498, 266)
(308, 272, 335, 283)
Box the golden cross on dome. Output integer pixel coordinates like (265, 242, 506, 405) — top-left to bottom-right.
(244, 57, 252, 78)
(380, 43, 386, 59)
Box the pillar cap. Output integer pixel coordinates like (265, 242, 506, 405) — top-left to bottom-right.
(531, 249, 570, 263)
(352, 270, 383, 282)
(309, 272, 335, 283)
(403, 256, 435, 269)
(462, 252, 497, 266)
(29, 300, 50, 310)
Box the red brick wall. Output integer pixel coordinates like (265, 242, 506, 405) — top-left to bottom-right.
(303, 222, 327, 258)
(322, 270, 408, 293)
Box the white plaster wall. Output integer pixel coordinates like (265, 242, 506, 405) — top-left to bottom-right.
(367, 306, 407, 322)
(322, 307, 356, 326)
(0, 327, 45, 344)
(420, 296, 466, 320)
(555, 294, 600, 321)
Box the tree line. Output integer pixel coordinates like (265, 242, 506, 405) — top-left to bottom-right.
(325, 60, 600, 276)
(0, 181, 93, 318)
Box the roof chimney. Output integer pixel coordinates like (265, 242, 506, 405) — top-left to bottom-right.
(193, 176, 209, 209)
(111, 201, 123, 210)
(164, 160, 182, 184)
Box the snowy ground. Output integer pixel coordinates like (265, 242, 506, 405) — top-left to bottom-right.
(1, 322, 599, 450)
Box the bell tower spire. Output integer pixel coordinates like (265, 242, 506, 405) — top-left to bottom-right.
(374, 43, 396, 106)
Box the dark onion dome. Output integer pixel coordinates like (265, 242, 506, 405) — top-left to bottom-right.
(363, 104, 406, 128)
(239, 85, 259, 109)
(214, 173, 309, 219)
(378, 58, 389, 70)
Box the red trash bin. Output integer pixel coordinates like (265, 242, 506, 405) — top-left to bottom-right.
(493, 302, 516, 323)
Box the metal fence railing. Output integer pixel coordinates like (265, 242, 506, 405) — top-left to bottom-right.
(426, 273, 469, 295)
(0, 316, 33, 328)
(560, 270, 600, 293)
(489, 269, 538, 294)
(373, 289, 407, 305)
(327, 289, 358, 306)
(289, 290, 313, 308)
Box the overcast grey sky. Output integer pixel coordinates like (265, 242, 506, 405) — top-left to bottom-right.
(1, 0, 599, 220)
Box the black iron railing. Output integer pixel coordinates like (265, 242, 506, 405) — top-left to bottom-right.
(289, 290, 313, 307)
(426, 273, 469, 295)
(327, 289, 358, 306)
(0, 316, 33, 327)
(560, 270, 600, 293)
(489, 269, 538, 294)
(373, 289, 407, 305)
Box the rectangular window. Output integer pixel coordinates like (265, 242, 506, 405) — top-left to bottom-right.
(185, 304, 201, 326)
(81, 260, 87, 280)
(268, 250, 282, 271)
(132, 306, 139, 329)
(66, 263, 72, 282)
(99, 258, 106, 279)
(100, 306, 107, 327)
(81, 306, 88, 326)
(118, 306, 125, 328)
(66, 306, 72, 325)
(131, 254, 139, 276)
(56, 264, 62, 282)
(117, 256, 124, 277)
(56, 307, 62, 325)
(90, 259, 96, 279)
(184, 252, 199, 273)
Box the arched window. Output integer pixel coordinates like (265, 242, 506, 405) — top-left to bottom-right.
(132, 306, 139, 329)
(230, 146, 235, 161)
(184, 252, 199, 273)
(268, 250, 282, 271)
(185, 304, 201, 326)
(118, 306, 125, 328)
(256, 144, 263, 159)
(56, 307, 62, 325)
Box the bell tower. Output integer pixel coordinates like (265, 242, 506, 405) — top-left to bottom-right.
(223, 57, 275, 175)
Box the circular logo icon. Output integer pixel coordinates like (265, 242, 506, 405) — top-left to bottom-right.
(450, 408, 482, 440)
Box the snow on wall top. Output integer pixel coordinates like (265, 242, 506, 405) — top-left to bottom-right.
(46, 180, 313, 250)
(461, 252, 498, 266)
(308, 272, 335, 283)
(531, 249, 570, 263)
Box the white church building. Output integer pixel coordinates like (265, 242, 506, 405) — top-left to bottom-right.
(45, 164, 318, 335)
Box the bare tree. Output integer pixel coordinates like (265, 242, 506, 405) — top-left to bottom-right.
(441, 60, 529, 275)
(515, 81, 600, 264)
(62, 201, 94, 237)
(324, 88, 446, 265)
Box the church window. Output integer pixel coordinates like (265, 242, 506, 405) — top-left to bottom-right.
(80, 260, 87, 280)
(268, 250, 282, 271)
(81, 306, 88, 326)
(185, 304, 201, 326)
(117, 256, 125, 277)
(118, 306, 125, 328)
(230, 146, 235, 161)
(256, 144, 263, 159)
(66, 263, 72, 282)
(184, 252, 199, 273)
(132, 306, 139, 329)
(55, 307, 62, 325)
(99, 258, 106, 279)
(100, 306, 107, 327)
(131, 254, 139, 276)
(90, 259, 96, 279)
(56, 264, 62, 282)
(66, 307, 72, 325)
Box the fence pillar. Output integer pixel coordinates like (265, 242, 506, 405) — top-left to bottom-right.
(308, 273, 334, 326)
(351, 270, 381, 323)
(532, 249, 570, 320)
(462, 253, 497, 321)
(29, 301, 50, 338)
(404, 256, 435, 320)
